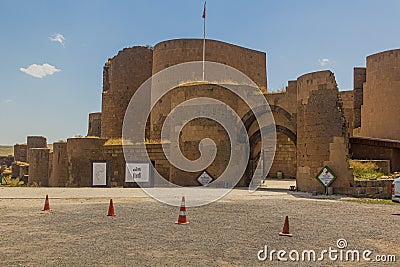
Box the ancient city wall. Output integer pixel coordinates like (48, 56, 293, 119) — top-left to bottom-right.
(264, 83, 298, 179)
(27, 136, 47, 149)
(0, 156, 14, 167)
(150, 83, 258, 186)
(28, 148, 50, 186)
(87, 112, 102, 137)
(101, 47, 153, 139)
(66, 138, 107, 187)
(339, 90, 354, 136)
(13, 144, 27, 162)
(27, 136, 47, 163)
(353, 67, 366, 129)
(268, 132, 296, 178)
(296, 71, 353, 194)
(152, 39, 267, 92)
(101, 144, 170, 187)
(356, 49, 400, 140)
(49, 142, 68, 186)
(10, 161, 28, 180)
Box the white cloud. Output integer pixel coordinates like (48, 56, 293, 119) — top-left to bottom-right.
(49, 33, 66, 46)
(20, 63, 61, 78)
(3, 99, 13, 104)
(318, 58, 330, 66)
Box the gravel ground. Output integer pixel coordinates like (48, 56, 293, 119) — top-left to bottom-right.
(0, 187, 399, 266)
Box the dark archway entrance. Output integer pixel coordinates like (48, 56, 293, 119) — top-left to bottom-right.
(241, 105, 297, 186)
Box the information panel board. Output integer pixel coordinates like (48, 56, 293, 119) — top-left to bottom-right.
(92, 162, 107, 186)
(125, 163, 150, 183)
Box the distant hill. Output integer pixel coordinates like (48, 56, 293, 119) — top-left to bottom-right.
(0, 146, 13, 156)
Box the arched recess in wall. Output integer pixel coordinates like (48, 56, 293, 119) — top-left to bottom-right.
(241, 104, 298, 183)
(247, 125, 297, 181)
(241, 105, 297, 131)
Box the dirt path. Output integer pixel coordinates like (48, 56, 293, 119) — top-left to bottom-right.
(0, 188, 398, 266)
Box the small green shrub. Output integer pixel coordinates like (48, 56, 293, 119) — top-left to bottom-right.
(350, 160, 385, 180)
(1, 176, 25, 187)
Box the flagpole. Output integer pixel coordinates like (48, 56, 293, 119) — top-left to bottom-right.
(202, 1, 206, 81)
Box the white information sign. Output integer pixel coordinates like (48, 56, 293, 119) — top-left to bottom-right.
(197, 171, 213, 186)
(317, 166, 336, 187)
(126, 163, 150, 183)
(92, 162, 107, 186)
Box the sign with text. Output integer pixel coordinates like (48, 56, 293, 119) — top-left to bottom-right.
(126, 163, 150, 183)
(316, 166, 337, 187)
(197, 171, 213, 186)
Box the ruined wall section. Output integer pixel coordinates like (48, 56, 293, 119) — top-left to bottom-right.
(296, 71, 353, 194)
(11, 162, 28, 179)
(101, 47, 153, 139)
(87, 112, 102, 137)
(339, 90, 354, 136)
(28, 148, 50, 186)
(264, 81, 298, 179)
(27, 136, 47, 163)
(49, 142, 68, 186)
(353, 67, 366, 129)
(14, 144, 27, 162)
(66, 138, 107, 187)
(355, 49, 400, 140)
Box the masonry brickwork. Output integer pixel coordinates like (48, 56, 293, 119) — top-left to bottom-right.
(28, 148, 50, 186)
(26, 136, 47, 163)
(355, 49, 400, 140)
(87, 112, 102, 137)
(49, 142, 68, 186)
(13, 144, 27, 162)
(101, 47, 153, 139)
(296, 71, 353, 194)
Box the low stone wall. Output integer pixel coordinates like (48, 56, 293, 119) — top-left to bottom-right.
(14, 144, 27, 162)
(0, 156, 14, 167)
(11, 162, 29, 179)
(352, 179, 394, 199)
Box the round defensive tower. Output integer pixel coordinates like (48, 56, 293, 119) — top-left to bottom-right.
(49, 142, 68, 187)
(357, 49, 400, 140)
(359, 49, 400, 140)
(152, 39, 267, 91)
(28, 148, 50, 186)
(101, 46, 153, 139)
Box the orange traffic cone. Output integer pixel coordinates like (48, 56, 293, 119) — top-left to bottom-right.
(107, 199, 116, 216)
(279, 216, 292, 237)
(42, 195, 51, 211)
(175, 196, 189, 225)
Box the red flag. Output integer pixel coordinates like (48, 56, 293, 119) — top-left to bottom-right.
(202, 2, 206, 19)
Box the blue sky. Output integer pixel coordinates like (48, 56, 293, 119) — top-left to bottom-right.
(1, 0, 400, 145)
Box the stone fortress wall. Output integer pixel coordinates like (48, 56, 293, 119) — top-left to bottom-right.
(354, 49, 400, 140)
(7, 39, 400, 196)
(87, 112, 102, 137)
(101, 47, 153, 139)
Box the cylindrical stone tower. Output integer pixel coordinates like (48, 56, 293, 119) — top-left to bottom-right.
(356, 49, 400, 140)
(49, 142, 68, 187)
(28, 148, 50, 186)
(101, 46, 153, 139)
